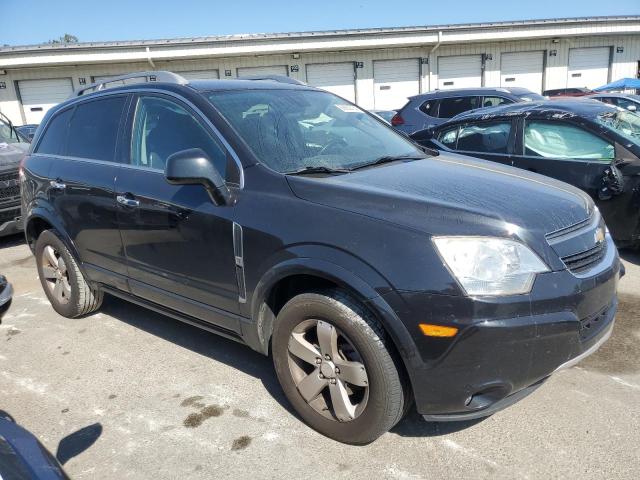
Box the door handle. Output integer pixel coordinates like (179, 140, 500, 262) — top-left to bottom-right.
(116, 195, 140, 208)
(50, 180, 66, 190)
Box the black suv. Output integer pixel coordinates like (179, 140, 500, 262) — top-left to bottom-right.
(21, 72, 620, 444)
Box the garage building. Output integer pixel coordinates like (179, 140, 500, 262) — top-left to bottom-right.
(1, 16, 639, 125)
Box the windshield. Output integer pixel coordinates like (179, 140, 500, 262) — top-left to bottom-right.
(207, 89, 424, 173)
(516, 93, 546, 102)
(0, 118, 20, 144)
(597, 109, 640, 144)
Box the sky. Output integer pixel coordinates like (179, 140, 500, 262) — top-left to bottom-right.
(1, 0, 639, 46)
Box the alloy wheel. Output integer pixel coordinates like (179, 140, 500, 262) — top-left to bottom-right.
(287, 319, 369, 422)
(40, 245, 71, 305)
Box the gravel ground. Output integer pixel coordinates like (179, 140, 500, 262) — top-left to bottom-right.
(1, 234, 639, 479)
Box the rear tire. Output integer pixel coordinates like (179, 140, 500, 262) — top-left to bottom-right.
(35, 230, 103, 318)
(272, 290, 408, 444)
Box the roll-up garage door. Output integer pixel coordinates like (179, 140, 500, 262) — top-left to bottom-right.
(567, 47, 611, 89)
(373, 58, 420, 110)
(500, 51, 544, 93)
(18, 78, 74, 124)
(237, 65, 289, 77)
(306, 63, 356, 103)
(177, 70, 220, 80)
(438, 55, 482, 90)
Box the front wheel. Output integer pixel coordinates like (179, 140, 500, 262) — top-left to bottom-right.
(272, 291, 408, 444)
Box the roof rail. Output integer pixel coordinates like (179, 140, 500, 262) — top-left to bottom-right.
(72, 71, 188, 97)
(237, 74, 306, 86)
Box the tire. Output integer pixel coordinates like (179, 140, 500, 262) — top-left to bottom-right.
(272, 290, 408, 444)
(35, 230, 103, 318)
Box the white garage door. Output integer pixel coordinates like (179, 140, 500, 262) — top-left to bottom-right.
(177, 70, 220, 80)
(237, 65, 288, 77)
(568, 47, 611, 89)
(373, 58, 420, 110)
(438, 55, 482, 90)
(18, 78, 74, 124)
(306, 63, 356, 103)
(501, 51, 544, 93)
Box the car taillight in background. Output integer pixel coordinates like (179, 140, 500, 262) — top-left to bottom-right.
(391, 113, 404, 126)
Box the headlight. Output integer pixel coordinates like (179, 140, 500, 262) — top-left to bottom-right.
(433, 237, 549, 296)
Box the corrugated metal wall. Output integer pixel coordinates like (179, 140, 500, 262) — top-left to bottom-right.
(1, 32, 639, 123)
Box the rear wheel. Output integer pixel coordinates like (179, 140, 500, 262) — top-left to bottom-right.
(35, 230, 103, 318)
(272, 291, 408, 444)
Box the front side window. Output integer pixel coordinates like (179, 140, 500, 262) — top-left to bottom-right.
(130, 96, 227, 177)
(482, 96, 511, 108)
(67, 96, 126, 161)
(524, 121, 614, 161)
(437, 96, 481, 119)
(596, 110, 640, 145)
(456, 121, 512, 154)
(438, 127, 459, 148)
(207, 89, 424, 173)
(35, 108, 73, 156)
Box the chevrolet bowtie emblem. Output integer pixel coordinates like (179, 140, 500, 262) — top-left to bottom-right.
(594, 227, 605, 245)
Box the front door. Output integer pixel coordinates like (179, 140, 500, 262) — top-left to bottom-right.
(513, 119, 613, 198)
(116, 93, 240, 332)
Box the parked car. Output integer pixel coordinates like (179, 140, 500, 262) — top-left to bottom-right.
(0, 275, 12, 319)
(15, 123, 39, 142)
(371, 109, 396, 123)
(543, 87, 594, 98)
(590, 93, 640, 112)
(1, 113, 28, 237)
(22, 71, 620, 444)
(411, 99, 640, 248)
(391, 87, 545, 134)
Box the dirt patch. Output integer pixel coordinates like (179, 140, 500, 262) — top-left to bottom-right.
(183, 404, 224, 428)
(6, 328, 20, 337)
(108, 394, 117, 400)
(180, 395, 205, 408)
(231, 435, 251, 451)
(232, 408, 249, 418)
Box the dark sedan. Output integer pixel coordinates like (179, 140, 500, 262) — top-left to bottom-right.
(411, 99, 640, 248)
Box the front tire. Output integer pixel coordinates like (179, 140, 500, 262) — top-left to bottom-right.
(35, 230, 103, 318)
(272, 290, 408, 444)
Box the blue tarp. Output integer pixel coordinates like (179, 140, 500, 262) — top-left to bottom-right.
(593, 78, 640, 91)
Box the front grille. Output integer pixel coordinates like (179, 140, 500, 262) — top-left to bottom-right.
(580, 304, 611, 341)
(0, 172, 20, 200)
(0, 207, 20, 224)
(561, 242, 606, 274)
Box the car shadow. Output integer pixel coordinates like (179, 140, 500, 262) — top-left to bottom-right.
(619, 248, 640, 266)
(100, 294, 484, 439)
(99, 295, 291, 414)
(0, 233, 26, 249)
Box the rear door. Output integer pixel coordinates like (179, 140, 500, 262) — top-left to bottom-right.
(45, 95, 129, 288)
(512, 119, 614, 197)
(116, 93, 241, 331)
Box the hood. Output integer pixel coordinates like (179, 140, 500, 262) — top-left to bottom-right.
(287, 152, 593, 238)
(0, 142, 28, 171)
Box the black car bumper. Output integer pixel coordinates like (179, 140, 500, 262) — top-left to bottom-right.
(386, 235, 621, 420)
(0, 204, 22, 237)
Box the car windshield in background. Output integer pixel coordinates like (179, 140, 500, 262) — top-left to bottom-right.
(516, 93, 546, 102)
(597, 109, 640, 144)
(0, 119, 20, 144)
(207, 89, 425, 173)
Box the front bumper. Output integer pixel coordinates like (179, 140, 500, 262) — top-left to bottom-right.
(386, 235, 621, 420)
(0, 204, 22, 237)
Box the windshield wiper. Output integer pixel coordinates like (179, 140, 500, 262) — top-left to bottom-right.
(286, 165, 351, 175)
(349, 155, 426, 171)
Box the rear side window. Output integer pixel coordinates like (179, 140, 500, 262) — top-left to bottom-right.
(35, 108, 73, 155)
(67, 96, 126, 161)
(419, 100, 438, 117)
(457, 121, 512, 154)
(482, 96, 512, 108)
(437, 96, 481, 119)
(524, 121, 614, 161)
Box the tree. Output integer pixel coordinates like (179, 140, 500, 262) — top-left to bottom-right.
(48, 34, 79, 45)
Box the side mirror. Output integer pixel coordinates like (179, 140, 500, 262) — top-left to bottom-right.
(626, 104, 637, 112)
(165, 148, 233, 205)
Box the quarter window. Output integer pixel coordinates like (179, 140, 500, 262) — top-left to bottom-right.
(67, 97, 126, 161)
(524, 121, 614, 161)
(130, 96, 228, 177)
(35, 108, 73, 156)
(456, 121, 512, 154)
(437, 96, 481, 119)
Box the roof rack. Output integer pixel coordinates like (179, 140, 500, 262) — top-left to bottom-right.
(237, 74, 306, 86)
(73, 71, 188, 97)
